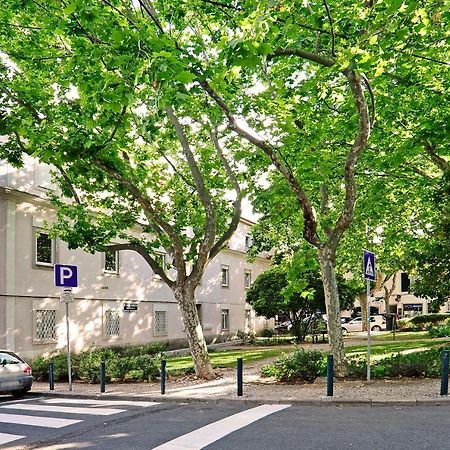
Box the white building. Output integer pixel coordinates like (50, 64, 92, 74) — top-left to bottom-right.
(0, 157, 270, 359)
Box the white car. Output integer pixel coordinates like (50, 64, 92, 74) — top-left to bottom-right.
(0, 350, 33, 397)
(342, 316, 386, 334)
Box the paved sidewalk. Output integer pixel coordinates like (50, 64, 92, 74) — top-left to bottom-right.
(30, 374, 450, 407)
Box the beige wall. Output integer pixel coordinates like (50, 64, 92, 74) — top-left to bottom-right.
(0, 159, 271, 358)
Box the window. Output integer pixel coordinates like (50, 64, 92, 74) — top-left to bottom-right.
(104, 250, 119, 273)
(105, 309, 120, 337)
(244, 270, 252, 289)
(221, 265, 229, 287)
(154, 310, 167, 336)
(35, 231, 54, 266)
(221, 309, 229, 330)
(245, 234, 252, 249)
(35, 310, 56, 342)
(400, 272, 410, 293)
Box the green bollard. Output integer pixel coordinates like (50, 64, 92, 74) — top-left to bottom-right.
(100, 362, 106, 393)
(440, 350, 449, 396)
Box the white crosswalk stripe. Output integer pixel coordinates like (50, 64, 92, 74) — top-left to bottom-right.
(0, 412, 81, 428)
(1, 403, 126, 416)
(151, 404, 291, 450)
(43, 398, 160, 408)
(0, 398, 145, 448)
(0, 432, 25, 446)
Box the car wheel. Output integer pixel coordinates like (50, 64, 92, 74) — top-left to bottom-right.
(342, 327, 348, 335)
(371, 325, 381, 332)
(12, 389, 28, 398)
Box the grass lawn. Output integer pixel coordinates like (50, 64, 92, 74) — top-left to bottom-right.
(345, 338, 450, 358)
(166, 345, 294, 372)
(166, 333, 450, 373)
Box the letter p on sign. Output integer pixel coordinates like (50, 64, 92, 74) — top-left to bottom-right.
(55, 264, 78, 287)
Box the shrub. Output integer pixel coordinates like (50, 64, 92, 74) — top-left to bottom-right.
(347, 347, 445, 379)
(428, 326, 450, 338)
(264, 348, 325, 383)
(258, 328, 275, 338)
(398, 314, 450, 332)
(31, 343, 164, 383)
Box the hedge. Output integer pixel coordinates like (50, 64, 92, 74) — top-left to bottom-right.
(31, 343, 166, 383)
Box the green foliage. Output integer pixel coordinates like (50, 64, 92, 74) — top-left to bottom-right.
(428, 326, 450, 338)
(347, 348, 445, 379)
(397, 314, 450, 332)
(247, 264, 356, 342)
(262, 349, 325, 383)
(257, 328, 275, 338)
(31, 344, 165, 383)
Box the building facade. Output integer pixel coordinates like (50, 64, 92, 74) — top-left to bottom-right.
(0, 157, 270, 359)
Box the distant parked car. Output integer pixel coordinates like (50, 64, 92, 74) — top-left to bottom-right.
(0, 350, 33, 397)
(274, 320, 292, 332)
(341, 316, 386, 334)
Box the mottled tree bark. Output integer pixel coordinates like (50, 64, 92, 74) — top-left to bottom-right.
(174, 284, 215, 379)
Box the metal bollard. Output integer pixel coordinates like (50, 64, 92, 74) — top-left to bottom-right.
(327, 354, 334, 397)
(161, 359, 166, 395)
(48, 362, 54, 391)
(237, 357, 243, 397)
(440, 350, 449, 396)
(100, 362, 106, 393)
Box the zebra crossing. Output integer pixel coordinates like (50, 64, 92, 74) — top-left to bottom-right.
(0, 397, 159, 448)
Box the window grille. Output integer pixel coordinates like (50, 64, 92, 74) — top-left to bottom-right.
(35, 310, 56, 341)
(154, 310, 167, 336)
(105, 309, 120, 336)
(221, 309, 229, 330)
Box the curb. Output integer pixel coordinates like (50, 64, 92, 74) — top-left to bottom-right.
(29, 391, 450, 407)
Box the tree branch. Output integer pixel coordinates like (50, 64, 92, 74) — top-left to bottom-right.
(424, 144, 450, 172)
(199, 79, 322, 248)
(92, 157, 186, 276)
(208, 129, 243, 260)
(322, 0, 336, 57)
(329, 69, 371, 252)
(104, 242, 174, 287)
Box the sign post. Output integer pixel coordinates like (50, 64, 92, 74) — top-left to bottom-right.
(363, 250, 376, 382)
(55, 264, 78, 392)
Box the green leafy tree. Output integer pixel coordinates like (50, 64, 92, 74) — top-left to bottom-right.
(0, 1, 247, 380)
(246, 259, 356, 341)
(1, 0, 447, 377)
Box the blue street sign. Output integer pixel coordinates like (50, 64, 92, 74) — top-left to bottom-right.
(363, 250, 376, 281)
(55, 264, 78, 287)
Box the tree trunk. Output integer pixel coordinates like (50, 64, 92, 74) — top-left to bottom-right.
(173, 284, 216, 380)
(318, 247, 347, 376)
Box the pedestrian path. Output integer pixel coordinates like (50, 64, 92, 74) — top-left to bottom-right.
(0, 397, 159, 448)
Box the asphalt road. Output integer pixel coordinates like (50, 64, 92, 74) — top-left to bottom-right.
(1, 395, 450, 449)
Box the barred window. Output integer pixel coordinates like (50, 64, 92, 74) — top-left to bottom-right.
(154, 310, 167, 336)
(35, 310, 56, 341)
(105, 309, 120, 336)
(221, 309, 229, 331)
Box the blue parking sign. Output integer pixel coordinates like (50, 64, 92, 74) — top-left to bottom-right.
(55, 264, 78, 287)
(363, 250, 376, 281)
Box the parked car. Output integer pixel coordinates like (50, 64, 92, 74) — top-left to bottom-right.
(341, 316, 386, 334)
(0, 350, 33, 397)
(274, 320, 292, 332)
